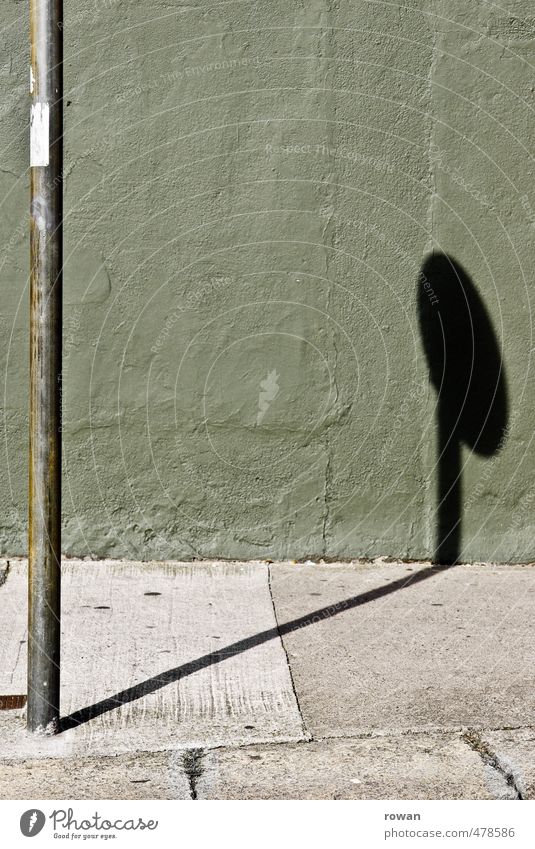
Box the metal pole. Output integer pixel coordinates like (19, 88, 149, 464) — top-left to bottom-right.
(28, 0, 63, 733)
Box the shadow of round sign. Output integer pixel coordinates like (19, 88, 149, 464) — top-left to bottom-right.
(418, 253, 508, 455)
(20, 809, 46, 837)
(417, 253, 508, 564)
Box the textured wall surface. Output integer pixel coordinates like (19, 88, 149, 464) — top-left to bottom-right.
(1, 1, 534, 561)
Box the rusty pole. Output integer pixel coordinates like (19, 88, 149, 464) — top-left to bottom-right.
(28, 0, 63, 733)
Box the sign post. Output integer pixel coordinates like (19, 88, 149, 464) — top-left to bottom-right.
(28, 0, 63, 733)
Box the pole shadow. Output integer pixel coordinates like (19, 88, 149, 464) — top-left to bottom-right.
(60, 561, 451, 731)
(418, 253, 508, 564)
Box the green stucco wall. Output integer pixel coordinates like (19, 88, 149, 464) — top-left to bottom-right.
(1, 1, 534, 561)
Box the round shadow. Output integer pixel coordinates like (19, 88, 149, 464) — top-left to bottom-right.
(418, 253, 508, 456)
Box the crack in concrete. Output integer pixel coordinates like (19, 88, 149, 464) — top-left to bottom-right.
(267, 565, 312, 743)
(182, 748, 205, 800)
(202, 724, 535, 757)
(9, 634, 25, 685)
(463, 729, 524, 800)
(2, 724, 534, 764)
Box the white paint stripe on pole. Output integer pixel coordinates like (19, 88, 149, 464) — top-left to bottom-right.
(30, 102, 49, 167)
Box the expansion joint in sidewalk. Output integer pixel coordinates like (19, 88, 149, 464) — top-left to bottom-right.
(462, 728, 524, 800)
(182, 748, 205, 800)
(267, 565, 312, 743)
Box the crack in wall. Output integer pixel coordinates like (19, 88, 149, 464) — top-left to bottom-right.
(425, 1, 440, 252)
(422, 1, 440, 558)
(321, 444, 332, 557)
(311, 1, 337, 558)
(462, 729, 524, 800)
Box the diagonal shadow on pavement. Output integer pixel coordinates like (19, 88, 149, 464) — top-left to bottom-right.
(61, 562, 452, 732)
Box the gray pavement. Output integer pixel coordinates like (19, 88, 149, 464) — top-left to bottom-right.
(0, 558, 533, 799)
(196, 734, 500, 800)
(0, 750, 192, 800)
(269, 561, 535, 735)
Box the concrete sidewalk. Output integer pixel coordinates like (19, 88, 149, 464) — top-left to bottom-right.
(0, 558, 533, 799)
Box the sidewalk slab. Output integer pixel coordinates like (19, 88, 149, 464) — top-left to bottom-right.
(0, 750, 191, 800)
(269, 561, 535, 737)
(197, 734, 495, 799)
(0, 560, 304, 758)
